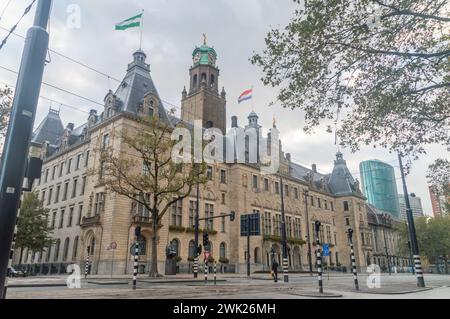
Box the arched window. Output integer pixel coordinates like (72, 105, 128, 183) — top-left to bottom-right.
(188, 240, 196, 258)
(89, 238, 96, 256)
(62, 238, 70, 261)
(201, 73, 207, 84)
(193, 74, 198, 88)
(206, 121, 213, 128)
(210, 74, 215, 87)
(219, 242, 226, 259)
(170, 239, 180, 256)
(54, 239, 61, 261)
(72, 236, 79, 260)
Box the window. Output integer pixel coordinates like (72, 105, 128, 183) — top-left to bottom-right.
(62, 238, 70, 261)
(343, 201, 349, 211)
(207, 166, 213, 180)
(334, 233, 337, 245)
(318, 198, 321, 208)
(170, 199, 183, 226)
(136, 193, 150, 216)
(102, 133, 110, 149)
(41, 190, 46, 203)
(220, 169, 226, 184)
(310, 196, 314, 206)
(68, 207, 74, 227)
(72, 179, 78, 198)
(188, 240, 196, 258)
(221, 213, 226, 233)
(331, 202, 334, 211)
(264, 178, 269, 192)
(54, 185, 60, 203)
(188, 200, 196, 228)
(263, 212, 272, 235)
(44, 168, 49, 183)
(67, 158, 72, 174)
(284, 184, 289, 197)
(294, 218, 301, 239)
(63, 182, 69, 201)
(73, 236, 79, 260)
(84, 150, 90, 167)
(47, 188, 53, 205)
(143, 162, 150, 176)
(326, 226, 331, 243)
(59, 162, 64, 177)
(52, 166, 57, 180)
(170, 239, 180, 256)
(220, 242, 226, 259)
(205, 203, 214, 230)
(81, 176, 86, 195)
(54, 239, 60, 261)
(286, 216, 292, 238)
(252, 175, 258, 189)
(294, 187, 298, 199)
(94, 192, 105, 214)
(59, 209, 65, 228)
(76, 154, 82, 170)
(273, 214, 281, 236)
(345, 217, 350, 226)
(76, 205, 83, 225)
(51, 211, 57, 228)
(324, 200, 328, 210)
(221, 193, 226, 205)
(275, 181, 279, 194)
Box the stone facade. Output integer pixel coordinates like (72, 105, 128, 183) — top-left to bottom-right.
(14, 41, 384, 275)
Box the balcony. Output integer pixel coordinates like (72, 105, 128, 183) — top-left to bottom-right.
(132, 214, 153, 225)
(80, 214, 101, 228)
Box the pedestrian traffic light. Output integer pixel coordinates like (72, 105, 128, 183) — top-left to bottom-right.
(230, 211, 235, 221)
(203, 232, 209, 247)
(135, 226, 141, 237)
(197, 244, 202, 255)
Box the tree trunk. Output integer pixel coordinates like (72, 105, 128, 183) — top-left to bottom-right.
(149, 211, 159, 277)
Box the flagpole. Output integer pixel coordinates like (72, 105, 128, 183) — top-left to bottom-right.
(251, 85, 254, 111)
(140, 9, 144, 49)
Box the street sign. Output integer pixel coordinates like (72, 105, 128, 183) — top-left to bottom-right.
(240, 212, 260, 236)
(322, 244, 330, 256)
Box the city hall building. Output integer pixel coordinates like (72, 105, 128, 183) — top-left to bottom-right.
(12, 40, 401, 275)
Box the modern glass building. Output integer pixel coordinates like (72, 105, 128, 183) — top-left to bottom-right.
(359, 160, 400, 219)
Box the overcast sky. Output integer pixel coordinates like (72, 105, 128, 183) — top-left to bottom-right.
(0, 0, 446, 215)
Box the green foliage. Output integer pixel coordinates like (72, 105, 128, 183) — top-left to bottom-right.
(0, 86, 12, 148)
(169, 225, 186, 232)
(252, 0, 449, 158)
(397, 216, 450, 263)
(16, 191, 54, 252)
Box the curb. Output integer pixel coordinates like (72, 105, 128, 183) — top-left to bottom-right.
(356, 287, 434, 295)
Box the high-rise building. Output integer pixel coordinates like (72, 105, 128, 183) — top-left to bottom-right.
(398, 194, 424, 220)
(360, 160, 400, 219)
(429, 185, 449, 217)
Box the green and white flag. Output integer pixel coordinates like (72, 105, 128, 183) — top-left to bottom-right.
(115, 13, 143, 30)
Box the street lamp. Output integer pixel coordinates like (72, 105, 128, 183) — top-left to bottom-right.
(303, 189, 313, 275)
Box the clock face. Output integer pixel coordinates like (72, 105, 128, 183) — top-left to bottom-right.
(193, 52, 201, 64)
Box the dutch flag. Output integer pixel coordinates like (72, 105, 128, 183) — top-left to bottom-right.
(238, 89, 253, 103)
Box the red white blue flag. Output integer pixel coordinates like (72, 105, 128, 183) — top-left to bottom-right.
(238, 89, 252, 103)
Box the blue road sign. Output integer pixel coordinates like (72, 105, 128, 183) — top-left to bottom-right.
(322, 244, 330, 256)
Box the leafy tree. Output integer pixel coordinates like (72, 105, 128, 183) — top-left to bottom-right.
(98, 114, 206, 277)
(251, 0, 449, 159)
(397, 216, 450, 273)
(15, 191, 54, 265)
(427, 158, 450, 215)
(0, 85, 13, 149)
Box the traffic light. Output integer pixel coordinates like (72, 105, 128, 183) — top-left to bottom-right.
(135, 226, 141, 237)
(203, 232, 209, 247)
(230, 211, 235, 221)
(197, 244, 202, 255)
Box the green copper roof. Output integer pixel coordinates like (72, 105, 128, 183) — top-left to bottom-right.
(192, 45, 217, 67)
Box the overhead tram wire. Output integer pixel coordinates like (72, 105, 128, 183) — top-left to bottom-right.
(0, 0, 37, 50)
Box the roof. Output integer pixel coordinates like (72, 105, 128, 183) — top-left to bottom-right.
(31, 109, 64, 145)
(328, 151, 358, 196)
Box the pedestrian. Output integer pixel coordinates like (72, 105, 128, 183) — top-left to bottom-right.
(271, 259, 279, 282)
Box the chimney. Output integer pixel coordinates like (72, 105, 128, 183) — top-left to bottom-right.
(231, 116, 238, 128)
(67, 123, 74, 131)
(89, 109, 97, 116)
(312, 164, 317, 173)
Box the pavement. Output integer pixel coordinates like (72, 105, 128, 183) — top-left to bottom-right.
(4, 273, 450, 299)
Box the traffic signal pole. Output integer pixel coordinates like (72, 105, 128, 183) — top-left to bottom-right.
(398, 153, 425, 287)
(0, 0, 52, 299)
(279, 177, 289, 282)
(193, 183, 199, 278)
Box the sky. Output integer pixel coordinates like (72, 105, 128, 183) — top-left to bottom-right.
(0, 0, 447, 216)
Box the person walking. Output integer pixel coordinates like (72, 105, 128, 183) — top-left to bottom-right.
(271, 259, 279, 283)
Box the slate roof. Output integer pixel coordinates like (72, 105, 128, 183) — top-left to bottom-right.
(31, 109, 64, 146)
(328, 151, 358, 196)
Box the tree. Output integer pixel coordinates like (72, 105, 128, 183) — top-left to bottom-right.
(98, 114, 206, 277)
(0, 85, 13, 149)
(251, 0, 449, 159)
(397, 216, 450, 273)
(15, 191, 54, 265)
(426, 158, 450, 215)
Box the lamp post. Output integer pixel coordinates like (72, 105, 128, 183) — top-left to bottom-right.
(304, 189, 313, 275)
(193, 182, 200, 278)
(279, 177, 289, 282)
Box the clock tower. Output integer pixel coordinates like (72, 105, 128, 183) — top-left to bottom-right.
(181, 36, 226, 133)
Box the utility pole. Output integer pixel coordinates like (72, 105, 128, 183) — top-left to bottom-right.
(0, 0, 52, 299)
(382, 223, 391, 276)
(279, 177, 289, 283)
(304, 189, 313, 275)
(193, 182, 200, 278)
(398, 153, 425, 287)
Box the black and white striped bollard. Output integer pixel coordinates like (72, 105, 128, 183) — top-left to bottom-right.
(413, 254, 424, 286)
(282, 257, 289, 283)
(314, 221, 323, 293)
(347, 229, 359, 290)
(214, 261, 217, 285)
(84, 246, 90, 279)
(204, 259, 208, 283)
(133, 242, 139, 290)
(193, 254, 199, 278)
